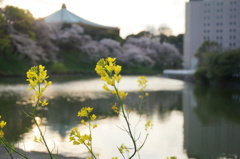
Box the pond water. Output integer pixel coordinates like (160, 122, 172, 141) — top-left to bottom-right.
(1, 75, 240, 159)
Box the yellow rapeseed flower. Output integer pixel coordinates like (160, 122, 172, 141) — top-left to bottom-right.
(26, 65, 52, 107)
(93, 124, 98, 129)
(106, 57, 116, 62)
(78, 107, 93, 117)
(0, 120, 7, 129)
(78, 110, 87, 117)
(34, 136, 42, 143)
(111, 103, 119, 113)
(90, 114, 97, 121)
(81, 119, 86, 125)
(138, 76, 148, 92)
(118, 144, 129, 153)
(119, 91, 128, 99)
(40, 100, 49, 106)
(0, 116, 6, 138)
(0, 130, 4, 138)
(114, 65, 121, 75)
(114, 74, 122, 83)
(102, 84, 110, 92)
(95, 57, 123, 90)
(145, 120, 154, 131)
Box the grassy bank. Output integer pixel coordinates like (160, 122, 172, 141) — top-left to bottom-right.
(0, 50, 162, 76)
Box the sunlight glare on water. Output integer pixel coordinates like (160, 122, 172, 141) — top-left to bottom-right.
(17, 111, 188, 159)
(44, 76, 185, 96)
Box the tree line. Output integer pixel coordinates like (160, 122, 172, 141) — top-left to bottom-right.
(0, 5, 183, 75)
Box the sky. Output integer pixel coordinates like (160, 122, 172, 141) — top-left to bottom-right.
(1, 0, 189, 38)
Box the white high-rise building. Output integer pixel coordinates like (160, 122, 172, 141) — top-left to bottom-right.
(184, 0, 240, 69)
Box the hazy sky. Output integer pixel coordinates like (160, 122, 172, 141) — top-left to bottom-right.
(1, 0, 189, 38)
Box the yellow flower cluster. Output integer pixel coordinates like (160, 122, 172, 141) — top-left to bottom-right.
(77, 107, 98, 129)
(118, 144, 129, 153)
(69, 127, 92, 146)
(95, 57, 123, 91)
(0, 116, 7, 138)
(111, 103, 118, 114)
(34, 136, 43, 143)
(138, 76, 148, 92)
(78, 107, 93, 117)
(26, 65, 52, 106)
(95, 57, 129, 114)
(95, 57, 122, 87)
(70, 107, 97, 147)
(145, 120, 154, 131)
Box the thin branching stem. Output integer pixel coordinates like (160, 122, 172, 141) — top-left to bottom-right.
(87, 116, 97, 159)
(1, 138, 29, 159)
(1, 139, 14, 159)
(33, 117, 54, 159)
(114, 85, 137, 159)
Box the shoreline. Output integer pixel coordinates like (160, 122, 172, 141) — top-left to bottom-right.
(0, 146, 82, 159)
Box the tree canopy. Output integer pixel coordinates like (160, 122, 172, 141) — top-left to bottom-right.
(195, 46, 240, 85)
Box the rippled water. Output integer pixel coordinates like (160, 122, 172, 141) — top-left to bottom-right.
(1, 75, 240, 159)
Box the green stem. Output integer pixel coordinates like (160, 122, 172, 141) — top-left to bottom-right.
(1, 139, 14, 159)
(84, 141, 97, 159)
(114, 85, 137, 159)
(33, 117, 54, 159)
(1, 138, 29, 159)
(88, 117, 97, 159)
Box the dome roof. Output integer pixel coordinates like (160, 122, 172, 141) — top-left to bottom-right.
(44, 4, 118, 29)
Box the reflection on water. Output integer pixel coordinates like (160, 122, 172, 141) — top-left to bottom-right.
(1, 76, 240, 159)
(184, 85, 240, 159)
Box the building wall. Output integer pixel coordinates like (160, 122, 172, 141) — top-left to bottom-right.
(184, 0, 240, 69)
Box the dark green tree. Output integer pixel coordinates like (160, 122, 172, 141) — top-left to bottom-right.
(195, 41, 222, 67)
(4, 5, 35, 39)
(165, 34, 183, 55)
(0, 12, 11, 52)
(195, 48, 240, 84)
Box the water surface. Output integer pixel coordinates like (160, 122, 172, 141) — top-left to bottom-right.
(1, 75, 240, 159)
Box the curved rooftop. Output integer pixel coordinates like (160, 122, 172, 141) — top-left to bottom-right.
(44, 4, 118, 29)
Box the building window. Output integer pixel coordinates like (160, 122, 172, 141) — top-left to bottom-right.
(229, 42, 236, 47)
